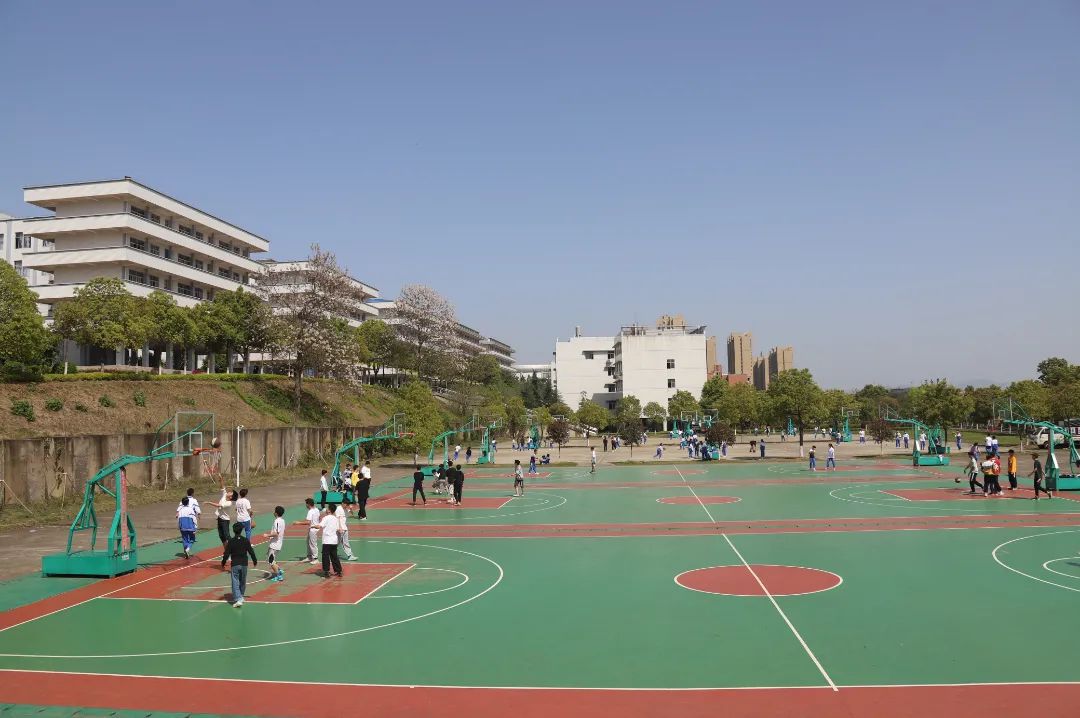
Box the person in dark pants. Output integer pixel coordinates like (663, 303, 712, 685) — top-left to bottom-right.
(452, 463, 465, 505)
(320, 503, 343, 577)
(411, 465, 427, 505)
(1030, 455, 1052, 500)
(221, 522, 258, 607)
(356, 462, 372, 520)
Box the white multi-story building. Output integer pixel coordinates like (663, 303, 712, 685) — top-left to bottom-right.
(0, 212, 54, 291)
(18, 178, 268, 312)
(259, 259, 379, 327)
(552, 322, 708, 413)
(553, 330, 619, 410)
(480, 336, 515, 369)
(512, 363, 554, 382)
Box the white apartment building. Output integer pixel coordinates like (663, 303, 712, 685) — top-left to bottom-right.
(512, 363, 553, 382)
(480, 336, 515, 369)
(553, 332, 619, 410)
(552, 322, 708, 413)
(0, 212, 54, 291)
(18, 179, 268, 313)
(259, 259, 379, 327)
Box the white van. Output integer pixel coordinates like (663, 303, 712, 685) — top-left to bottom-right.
(1030, 424, 1080, 449)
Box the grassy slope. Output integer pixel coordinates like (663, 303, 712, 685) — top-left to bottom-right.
(0, 377, 396, 439)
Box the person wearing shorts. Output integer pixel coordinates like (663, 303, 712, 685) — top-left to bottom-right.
(267, 506, 285, 582)
(513, 460, 525, 496)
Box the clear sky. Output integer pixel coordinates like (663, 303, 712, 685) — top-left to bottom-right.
(1, 2, 1077, 389)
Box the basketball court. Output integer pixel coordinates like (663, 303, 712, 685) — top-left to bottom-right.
(3, 457, 1080, 716)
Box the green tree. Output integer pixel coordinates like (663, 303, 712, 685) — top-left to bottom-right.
(0, 261, 54, 369)
(392, 381, 445, 454)
(714, 382, 761, 429)
(1050, 381, 1080, 421)
(53, 278, 146, 362)
(698, 375, 729, 413)
(1038, 357, 1080, 386)
(465, 354, 503, 386)
(907, 380, 974, 445)
(617, 419, 642, 456)
(867, 418, 892, 455)
(766, 369, 826, 446)
(666, 390, 699, 422)
(614, 395, 642, 424)
(547, 400, 573, 419)
(854, 384, 896, 426)
(576, 399, 610, 433)
(143, 291, 195, 371)
(532, 406, 553, 437)
(643, 401, 667, 431)
(964, 384, 1003, 427)
(704, 421, 736, 446)
(1004, 380, 1050, 420)
(355, 319, 401, 381)
(505, 396, 528, 442)
(547, 419, 571, 455)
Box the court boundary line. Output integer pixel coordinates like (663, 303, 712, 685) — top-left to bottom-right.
(674, 564, 844, 597)
(673, 464, 838, 692)
(991, 529, 1080, 594)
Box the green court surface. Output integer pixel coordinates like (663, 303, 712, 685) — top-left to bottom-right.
(3, 457, 1080, 717)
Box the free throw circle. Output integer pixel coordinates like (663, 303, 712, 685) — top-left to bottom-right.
(675, 564, 842, 596)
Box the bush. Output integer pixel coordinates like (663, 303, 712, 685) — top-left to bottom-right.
(11, 400, 35, 422)
(1, 361, 44, 383)
(74, 402, 89, 412)
(44, 398, 64, 412)
(133, 391, 147, 407)
(99, 395, 116, 408)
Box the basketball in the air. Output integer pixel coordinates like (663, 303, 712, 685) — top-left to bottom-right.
(211, 437, 222, 448)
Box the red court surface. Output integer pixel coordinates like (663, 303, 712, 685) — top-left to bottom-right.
(2, 671, 1080, 718)
(657, 495, 740, 505)
(675, 564, 843, 596)
(882, 487, 1078, 502)
(108, 562, 414, 604)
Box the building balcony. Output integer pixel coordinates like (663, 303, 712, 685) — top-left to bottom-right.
(19, 212, 265, 274)
(21, 245, 252, 293)
(31, 280, 203, 307)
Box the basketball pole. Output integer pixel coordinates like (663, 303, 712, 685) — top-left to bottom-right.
(235, 424, 244, 487)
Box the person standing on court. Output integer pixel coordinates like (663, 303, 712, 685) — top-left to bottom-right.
(234, 488, 253, 540)
(177, 496, 198, 559)
(466, 446, 473, 464)
(221, 522, 257, 607)
(319, 503, 343, 578)
(318, 469, 329, 509)
(411, 465, 427, 505)
(759, 438, 766, 459)
(299, 497, 320, 564)
(1030, 454, 1051, 500)
(826, 443, 836, 471)
(603, 436, 609, 452)
(1006, 449, 1018, 490)
(207, 488, 236, 546)
(809, 445, 817, 472)
(356, 461, 372, 520)
(452, 464, 465, 506)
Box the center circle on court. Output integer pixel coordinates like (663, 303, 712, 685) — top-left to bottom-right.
(654, 469, 707, 476)
(675, 565, 842, 596)
(657, 495, 740, 505)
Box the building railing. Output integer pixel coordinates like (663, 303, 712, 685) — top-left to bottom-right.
(23, 242, 251, 288)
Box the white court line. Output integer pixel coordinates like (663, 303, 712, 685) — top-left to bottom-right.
(5, 667, 1080, 692)
(672, 464, 838, 692)
(991, 530, 1080, 594)
(373, 568, 470, 599)
(355, 563, 415, 604)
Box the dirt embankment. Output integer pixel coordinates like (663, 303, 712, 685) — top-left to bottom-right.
(0, 377, 396, 438)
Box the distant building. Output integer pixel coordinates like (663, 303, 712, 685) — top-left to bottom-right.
(768, 346, 794, 377)
(512, 363, 553, 382)
(0, 212, 54, 292)
(727, 332, 753, 376)
(480, 336, 515, 368)
(723, 373, 752, 386)
(259, 259, 379, 327)
(753, 356, 770, 391)
(705, 335, 719, 376)
(553, 330, 619, 409)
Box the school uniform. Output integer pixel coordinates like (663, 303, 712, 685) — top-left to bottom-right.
(412, 468, 427, 504)
(334, 505, 355, 560)
(177, 504, 198, 557)
(221, 535, 257, 605)
(320, 513, 343, 576)
(356, 466, 372, 519)
(305, 506, 321, 561)
(452, 467, 465, 505)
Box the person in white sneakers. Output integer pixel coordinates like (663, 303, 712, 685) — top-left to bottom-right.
(590, 448, 598, 474)
(319, 504, 343, 578)
(298, 498, 321, 564)
(334, 501, 356, 561)
(267, 506, 286, 582)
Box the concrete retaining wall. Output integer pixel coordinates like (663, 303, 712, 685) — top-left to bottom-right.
(0, 425, 381, 504)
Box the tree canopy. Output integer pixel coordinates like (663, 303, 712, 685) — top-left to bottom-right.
(766, 369, 825, 445)
(0, 261, 54, 369)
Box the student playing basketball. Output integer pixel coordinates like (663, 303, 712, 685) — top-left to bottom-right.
(267, 506, 285, 582)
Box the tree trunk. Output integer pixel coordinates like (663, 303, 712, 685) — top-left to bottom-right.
(207, 352, 216, 374)
(243, 350, 251, 375)
(294, 370, 303, 410)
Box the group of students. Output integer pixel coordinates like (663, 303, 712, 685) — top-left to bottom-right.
(301, 497, 356, 578)
(320, 461, 373, 519)
(807, 444, 838, 471)
(175, 485, 254, 560)
(418, 463, 466, 505)
(963, 444, 1052, 499)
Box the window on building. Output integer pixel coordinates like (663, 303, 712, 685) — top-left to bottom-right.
(164, 278, 173, 291)
(219, 267, 231, 278)
(605, 384, 616, 392)
(0, 233, 5, 250)
(207, 289, 215, 300)
(584, 352, 593, 360)
(41, 239, 53, 249)
(148, 275, 159, 288)
(149, 213, 161, 224)
(129, 236, 147, 252)
(127, 269, 146, 285)
(177, 253, 193, 266)
(607, 352, 614, 359)
(130, 206, 148, 219)
(194, 259, 204, 271)
(233, 272, 240, 282)
(15, 232, 31, 249)
(666, 359, 675, 369)
(668, 379, 676, 388)
(218, 240, 231, 251)
(194, 230, 204, 241)
(163, 248, 172, 259)
(178, 224, 194, 237)
(149, 244, 160, 256)
(14, 260, 25, 277)
(607, 401, 617, 410)
(177, 283, 193, 296)
(193, 287, 204, 300)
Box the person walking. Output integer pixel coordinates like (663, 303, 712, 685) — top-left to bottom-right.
(991, 435, 1000, 458)
(966, 449, 983, 495)
(356, 461, 372, 520)
(603, 436, 609, 452)
(318, 469, 329, 509)
(826, 443, 836, 471)
(411, 465, 427, 505)
(465, 447, 473, 464)
(454, 444, 461, 462)
(1030, 454, 1052, 500)
(452, 464, 465, 506)
(334, 502, 356, 561)
(759, 438, 766, 459)
(267, 506, 286, 582)
(956, 431, 963, 451)
(221, 522, 257, 607)
(590, 447, 597, 474)
(513, 459, 525, 496)
(809, 446, 817, 472)
(234, 488, 253, 541)
(177, 497, 198, 559)
(319, 504, 343, 578)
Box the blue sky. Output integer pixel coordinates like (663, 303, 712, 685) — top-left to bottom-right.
(1, 1, 1077, 389)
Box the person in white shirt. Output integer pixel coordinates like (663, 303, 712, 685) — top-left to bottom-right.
(319, 505, 343, 578)
(513, 460, 525, 496)
(590, 448, 597, 474)
(826, 443, 837, 471)
(318, 469, 329, 509)
(859, 429, 866, 444)
(334, 502, 356, 561)
(234, 489, 253, 540)
(985, 435, 993, 455)
(299, 498, 320, 564)
(208, 489, 236, 546)
(991, 435, 1000, 457)
(177, 488, 201, 527)
(267, 506, 286, 582)
(176, 497, 198, 559)
(454, 444, 461, 462)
